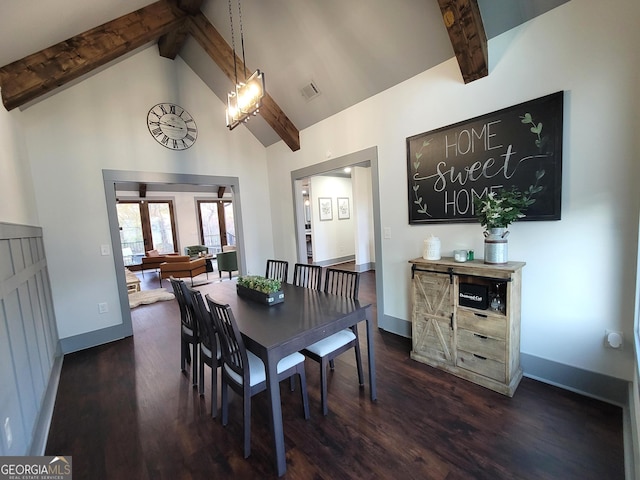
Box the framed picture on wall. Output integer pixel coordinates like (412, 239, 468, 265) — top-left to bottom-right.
(337, 197, 350, 219)
(406, 91, 563, 224)
(318, 197, 333, 221)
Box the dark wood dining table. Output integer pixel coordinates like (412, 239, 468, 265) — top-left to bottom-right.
(204, 280, 377, 476)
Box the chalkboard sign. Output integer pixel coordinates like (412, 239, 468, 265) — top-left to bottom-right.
(407, 91, 563, 224)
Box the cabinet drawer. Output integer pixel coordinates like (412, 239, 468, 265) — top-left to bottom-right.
(457, 349, 506, 382)
(457, 309, 506, 340)
(457, 328, 505, 362)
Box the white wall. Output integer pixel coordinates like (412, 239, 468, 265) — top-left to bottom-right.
(0, 105, 38, 225)
(20, 47, 274, 340)
(266, 0, 640, 380)
(309, 176, 355, 263)
(352, 166, 374, 266)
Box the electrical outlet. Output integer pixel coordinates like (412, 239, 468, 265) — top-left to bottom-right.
(4, 417, 13, 449)
(604, 329, 623, 349)
(98, 302, 108, 314)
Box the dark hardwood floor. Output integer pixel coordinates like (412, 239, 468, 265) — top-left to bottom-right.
(46, 264, 624, 479)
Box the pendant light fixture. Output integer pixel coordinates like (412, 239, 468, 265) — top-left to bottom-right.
(225, 0, 265, 130)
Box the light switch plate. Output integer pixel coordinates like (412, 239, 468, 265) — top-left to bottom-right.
(100, 244, 110, 256)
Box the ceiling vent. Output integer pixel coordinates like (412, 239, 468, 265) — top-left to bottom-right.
(301, 81, 321, 101)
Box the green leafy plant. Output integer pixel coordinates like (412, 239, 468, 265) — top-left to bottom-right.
(237, 275, 282, 294)
(474, 170, 545, 229)
(474, 188, 530, 229)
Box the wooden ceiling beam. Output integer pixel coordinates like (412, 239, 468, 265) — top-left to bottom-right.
(158, 0, 204, 59)
(0, 0, 187, 111)
(158, 23, 190, 59)
(188, 12, 301, 152)
(437, 0, 488, 83)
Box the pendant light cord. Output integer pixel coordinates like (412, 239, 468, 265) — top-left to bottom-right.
(228, 0, 238, 87)
(238, 0, 247, 81)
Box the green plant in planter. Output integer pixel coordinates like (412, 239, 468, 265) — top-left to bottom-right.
(474, 171, 545, 230)
(237, 275, 282, 294)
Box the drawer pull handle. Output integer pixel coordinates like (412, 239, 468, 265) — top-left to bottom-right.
(473, 354, 487, 360)
(474, 334, 488, 339)
(474, 313, 488, 318)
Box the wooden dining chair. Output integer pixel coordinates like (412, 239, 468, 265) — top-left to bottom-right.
(292, 263, 322, 290)
(169, 277, 199, 387)
(265, 259, 289, 283)
(301, 268, 364, 415)
(183, 284, 221, 418)
(205, 294, 310, 458)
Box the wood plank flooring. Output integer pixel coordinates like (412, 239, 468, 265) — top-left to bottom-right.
(46, 265, 624, 479)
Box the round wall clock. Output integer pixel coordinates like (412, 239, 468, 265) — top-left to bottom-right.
(147, 103, 197, 150)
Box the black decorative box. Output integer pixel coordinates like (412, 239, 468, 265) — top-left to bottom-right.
(236, 284, 285, 306)
(458, 283, 488, 310)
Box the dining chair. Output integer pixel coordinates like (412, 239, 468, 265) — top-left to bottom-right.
(265, 259, 289, 283)
(169, 277, 199, 387)
(205, 294, 310, 458)
(301, 268, 364, 415)
(292, 263, 322, 290)
(183, 284, 221, 418)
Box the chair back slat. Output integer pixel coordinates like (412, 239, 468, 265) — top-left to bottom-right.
(184, 285, 216, 353)
(206, 294, 247, 381)
(293, 263, 322, 290)
(170, 277, 197, 336)
(265, 259, 289, 283)
(324, 268, 360, 300)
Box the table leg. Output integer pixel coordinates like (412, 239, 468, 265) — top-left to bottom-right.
(365, 306, 377, 401)
(265, 351, 287, 476)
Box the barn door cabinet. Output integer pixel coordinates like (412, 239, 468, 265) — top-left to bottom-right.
(409, 257, 525, 396)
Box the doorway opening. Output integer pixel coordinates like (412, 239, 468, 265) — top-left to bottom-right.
(103, 170, 246, 341)
(290, 146, 388, 330)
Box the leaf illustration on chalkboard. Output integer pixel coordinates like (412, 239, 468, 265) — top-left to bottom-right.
(520, 113, 546, 152)
(535, 136, 548, 150)
(412, 184, 431, 216)
(523, 170, 546, 206)
(411, 138, 433, 216)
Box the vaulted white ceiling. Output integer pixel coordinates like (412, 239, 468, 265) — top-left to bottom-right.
(0, 0, 568, 147)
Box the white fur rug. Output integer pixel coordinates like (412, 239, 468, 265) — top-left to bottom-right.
(129, 288, 175, 308)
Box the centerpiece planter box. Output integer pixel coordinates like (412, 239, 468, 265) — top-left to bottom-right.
(236, 284, 285, 306)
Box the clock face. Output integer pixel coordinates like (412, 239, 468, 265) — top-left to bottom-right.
(147, 103, 197, 150)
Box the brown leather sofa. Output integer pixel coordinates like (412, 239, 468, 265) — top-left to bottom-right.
(159, 256, 207, 286)
(140, 251, 181, 276)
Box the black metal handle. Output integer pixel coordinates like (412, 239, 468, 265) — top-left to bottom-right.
(473, 353, 487, 360)
(474, 334, 488, 339)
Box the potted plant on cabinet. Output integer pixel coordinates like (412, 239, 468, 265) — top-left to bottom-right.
(474, 187, 537, 264)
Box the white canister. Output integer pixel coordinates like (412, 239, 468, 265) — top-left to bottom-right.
(423, 235, 441, 260)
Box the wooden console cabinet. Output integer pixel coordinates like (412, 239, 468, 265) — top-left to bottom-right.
(409, 257, 525, 396)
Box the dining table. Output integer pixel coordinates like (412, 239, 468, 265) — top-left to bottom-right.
(204, 279, 377, 476)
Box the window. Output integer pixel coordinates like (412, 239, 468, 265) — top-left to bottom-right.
(117, 200, 177, 265)
(197, 200, 235, 253)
